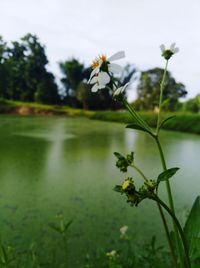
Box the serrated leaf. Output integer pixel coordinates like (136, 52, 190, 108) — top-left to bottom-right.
(158, 116, 176, 132)
(184, 196, 200, 259)
(113, 185, 123, 193)
(126, 124, 153, 136)
(157, 167, 179, 183)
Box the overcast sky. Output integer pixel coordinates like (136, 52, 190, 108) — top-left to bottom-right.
(0, 0, 200, 100)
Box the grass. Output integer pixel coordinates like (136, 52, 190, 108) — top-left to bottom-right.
(91, 110, 200, 134)
(0, 99, 94, 117)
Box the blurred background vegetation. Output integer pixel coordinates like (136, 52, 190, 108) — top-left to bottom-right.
(0, 33, 199, 113)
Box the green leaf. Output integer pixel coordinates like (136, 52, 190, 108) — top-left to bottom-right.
(126, 123, 153, 136)
(157, 167, 179, 183)
(158, 116, 176, 132)
(49, 223, 62, 234)
(64, 220, 73, 231)
(113, 185, 123, 193)
(184, 196, 200, 259)
(113, 152, 124, 160)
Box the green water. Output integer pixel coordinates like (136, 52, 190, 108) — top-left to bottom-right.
(0, 115, 199, 266)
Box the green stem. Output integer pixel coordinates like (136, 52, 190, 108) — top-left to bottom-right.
(130, 158, 178, 266)
(155, 58, 186, 267)
(155, 135, 184, 267)
(123, 99, 152, 133)
(153, 196, 191, 268)
(156, 202, 179, 268)
(130, 163, 148, 182)
(156, 60, 168, 134)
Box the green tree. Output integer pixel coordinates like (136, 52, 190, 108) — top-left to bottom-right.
(0, 34, 60, 103)
(182, 94, 200, 113)
(5, 41, 27, 100)
(134, 68, 187, 111)
(59, 59, 86, 98)
(21, 34, 59, 103)
(0, 36, 9, 99)
(76, 82, 92, 110)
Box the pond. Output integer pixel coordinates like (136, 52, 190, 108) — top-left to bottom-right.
(0, 115, 199, 266)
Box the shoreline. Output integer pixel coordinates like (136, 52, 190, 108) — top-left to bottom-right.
(0, 100, 200, 134)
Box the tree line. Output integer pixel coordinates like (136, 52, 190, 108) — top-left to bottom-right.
(0, 33, 199, 112)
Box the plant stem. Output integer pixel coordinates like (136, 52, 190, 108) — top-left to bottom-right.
(156, 60, 168, 134)
(155, 135, 184, 267)
(156, 202, 179, 268)
(123, 99, 153, 133)
(153, 195, 191, 268)
(130, 163, 148, 182)
(155, 59, 185, 267)
(130, 149, 178, 266)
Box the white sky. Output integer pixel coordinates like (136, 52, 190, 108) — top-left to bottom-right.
(0, 0, 200, 100)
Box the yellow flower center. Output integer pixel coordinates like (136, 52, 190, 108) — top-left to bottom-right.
(122, 180, 130, 190)
(91, 59, 100, 69)
(100, 54, 107, 62)
(91, 54, 107, 69)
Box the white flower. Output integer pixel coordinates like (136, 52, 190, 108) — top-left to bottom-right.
(88, 51, 125, 89)
(106, 250, 117, 258)
(120, 225, 128, 236)
(89, 71, 110, 92)
(113, 83, 130, 98)
(160, 43, 179, 60)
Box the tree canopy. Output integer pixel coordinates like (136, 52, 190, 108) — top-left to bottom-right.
(134, 68, 187, 111)
(0, 34, 59, 104)
(0, 34, 194, 112)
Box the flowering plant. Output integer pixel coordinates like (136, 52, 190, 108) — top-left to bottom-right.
(88, 44, 200, 268)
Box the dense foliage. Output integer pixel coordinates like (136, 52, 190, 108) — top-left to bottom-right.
(0, 34, 60, 104)
(134, 68, 187, 111)
(0, 34, 199, 112)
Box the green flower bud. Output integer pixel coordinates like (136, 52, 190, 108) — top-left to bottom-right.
(145, 180, 157, 191)
(122, 178, 135, 192)
(162, 49, 174, 60)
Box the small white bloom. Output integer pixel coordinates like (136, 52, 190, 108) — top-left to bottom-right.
(88, 51, 125, 89)
(120, 225, 128, 236)
(113, 83, 130, 98)
(160, 43, 179, 60)
(106, 250, 117, 258)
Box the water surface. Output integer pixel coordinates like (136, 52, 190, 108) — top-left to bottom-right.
(0, 115, 199, 266)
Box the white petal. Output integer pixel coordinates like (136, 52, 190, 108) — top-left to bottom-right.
(113, 87, 122, 96)
(91, 83, 99, 92)
(170, 42, 176, 51)
(122, 82, 131, 92)
(88, 67, 99, 83)
(108, 63, 122, 74)
(113, 82, 130, 97)
(160, 44, 165, 52)
(173, 47, 179, 54)
(98, 84, 106, 89)
(89, 76, 98, 84)
(108, 51, 125, 62)
(98, 71, 110, 85)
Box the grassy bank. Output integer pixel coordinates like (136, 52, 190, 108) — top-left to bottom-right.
(91, 110, 200, 134)
(0, 99, 93, 117)
(0, 100, 199, 134)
